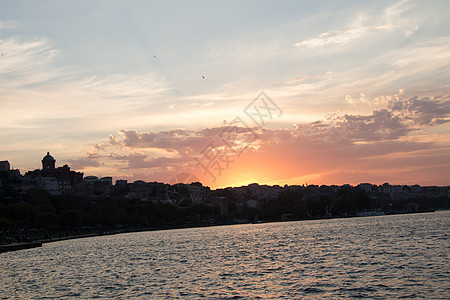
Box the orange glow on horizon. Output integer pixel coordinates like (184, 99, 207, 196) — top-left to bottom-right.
(200, 153, 295, 189)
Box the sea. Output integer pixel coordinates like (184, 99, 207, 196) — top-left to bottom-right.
(1, 210, 449, 299)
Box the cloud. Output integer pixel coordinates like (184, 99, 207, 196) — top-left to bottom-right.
(0, 36, 60, 87)
(108, 126, 261, 154)
(70, 73, 171, 102)
(67, 156, 104, 170)
(119, 153, 187, 170)
(296, 94, 450, 143)
(0, 34, 173, 124)
(74, 94, 449, 187)
(391, 95, 450, 126)
(296, 27, 368, 48)
(112, 96, 446, 151)
(69, 124, 263, 180)
(0, 40, 173, 135)
(295, 0, 419, 49)
(294, 108, 409, 142)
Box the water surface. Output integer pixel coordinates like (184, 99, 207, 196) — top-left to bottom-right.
(1, 211, 449, 299)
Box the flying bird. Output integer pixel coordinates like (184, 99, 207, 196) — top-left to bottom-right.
(202, 76, 205, 79)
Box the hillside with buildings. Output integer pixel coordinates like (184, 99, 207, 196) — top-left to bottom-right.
(1, 153, 449, 243)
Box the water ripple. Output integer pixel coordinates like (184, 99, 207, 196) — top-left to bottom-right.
(1, 211, 449, 299)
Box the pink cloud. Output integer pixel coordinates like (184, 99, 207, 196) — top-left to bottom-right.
(72, 95, 449, 187)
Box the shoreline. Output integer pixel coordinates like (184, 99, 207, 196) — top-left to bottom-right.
(0, 241, 43, 253)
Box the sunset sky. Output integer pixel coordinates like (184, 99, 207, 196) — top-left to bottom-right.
(1, 0, 449, 188)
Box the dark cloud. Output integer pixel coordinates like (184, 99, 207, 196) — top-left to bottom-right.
(124, 153, 188, 170)
(108, 126, 261, 154)
(67, 156, 104, 170)
(332, 108, 409, 141)
(295, 95, 450, 143)
(390, 95, 450, 126)
(102, 96, 448, 152)
(294, 108, 409, 142)
(95, 95, 448, 168)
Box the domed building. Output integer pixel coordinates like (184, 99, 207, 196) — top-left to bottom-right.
(42, 152, 56, 170)
(25, 152, 84, 195)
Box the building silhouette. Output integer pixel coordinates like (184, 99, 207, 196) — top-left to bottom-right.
(42, 152, 55, 170)
(0, 160, 11, 172)
(25, 152, 84, 195)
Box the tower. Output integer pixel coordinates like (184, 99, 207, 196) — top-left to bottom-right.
(42, 152, 56, 170)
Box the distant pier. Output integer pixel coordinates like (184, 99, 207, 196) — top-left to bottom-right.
(0, 242, 42, 254)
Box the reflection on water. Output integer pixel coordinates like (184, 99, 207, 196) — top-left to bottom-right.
(1, 211, 449, 299)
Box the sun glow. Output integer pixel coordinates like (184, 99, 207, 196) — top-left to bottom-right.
(215, 174, 260, 189)
(207, 155, 285, 188)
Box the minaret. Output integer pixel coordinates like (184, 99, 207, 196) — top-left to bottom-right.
(42, 152, 56, 170)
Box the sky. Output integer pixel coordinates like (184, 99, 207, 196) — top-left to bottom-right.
(1, 0, 449, 188)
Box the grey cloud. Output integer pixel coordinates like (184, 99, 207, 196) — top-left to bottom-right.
(295, 95, 449, 143)
(294, 108, 408, 143)
(103, 96, 448, 153)
(109, 126, 261, 154)
(391, 95, 450, 126)
(67, 156, 104, 170)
